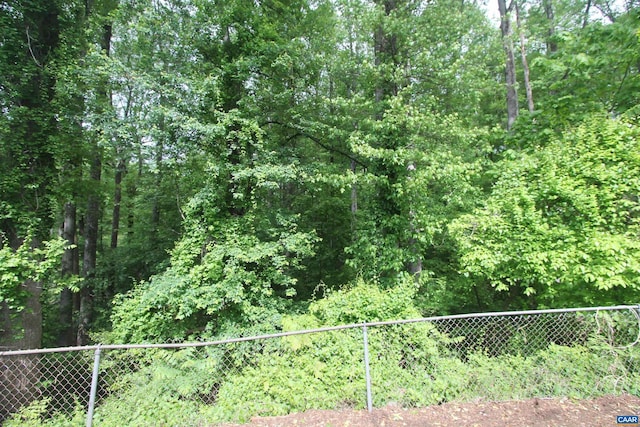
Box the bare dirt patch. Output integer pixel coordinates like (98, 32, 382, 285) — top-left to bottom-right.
(218, 394, 640, 426)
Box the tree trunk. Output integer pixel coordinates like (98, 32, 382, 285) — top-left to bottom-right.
(374, 0, 399, 109)
(515, 1, 534, 113)
(0, 239, 43, 422)
(111, 158, 125, 249)
(58, 202, 77, 347)
(498, 0, 519, 129)
(78, 154, 101, 346)
(543, 0, 558, 53)
(151, 130, 164, 232)
(78, 20, 111, 345)
(582, 0, 592, 29)
(19, 278, 43, 350)
(126, 135, 144, 241)
(350, 159, 358, 217)
(373, 0, 421, 276)
(407, 231, 423, 279)
(0, 237, 44, 350)
(0, 0, 61, 416)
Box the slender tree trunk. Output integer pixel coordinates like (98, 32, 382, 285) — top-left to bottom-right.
(111, 158, 125, 249)
(113, 87, 133, 248)
(542, 0, 557, 53)
(498, 0, 519, 129)
(126, 134, 143, 241)
(350, 159, 358, 217)
(582, 0, 591, 29)
(407, 160, 422, 280)
(58, 202, 77, 346)
(78, 154, 101, 346)
(77, 19, 112, 345)
(151, 132, 164, 232)
(407, 229, 422, 278)
(515, 1, 534, 113)
(61, 203, 79, 275)
(374, 0, 399, 110)
(126, 167, 138, 241)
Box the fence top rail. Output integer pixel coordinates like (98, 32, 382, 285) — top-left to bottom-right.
(1, 304, 638, 356)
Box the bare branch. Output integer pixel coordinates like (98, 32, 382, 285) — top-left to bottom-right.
(265, 120, 368, 169)
(25, 26, 42, 68)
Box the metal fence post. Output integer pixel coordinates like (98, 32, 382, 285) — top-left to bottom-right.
(362, 324, 373, 413)
(86, 345, 102, 427)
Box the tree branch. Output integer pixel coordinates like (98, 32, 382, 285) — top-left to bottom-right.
(25, 26, 42, 68)
(265, 120, 368, 169)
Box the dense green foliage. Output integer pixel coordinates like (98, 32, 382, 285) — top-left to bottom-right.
(3, 0, 640, 423)
(451, 115, 640, 309)
(7, 279, 639, 426)
(0, 238, 71, 310)
(0, 0, 639, 357)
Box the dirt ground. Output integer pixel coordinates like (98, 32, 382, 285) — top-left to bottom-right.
(219, 394, 640, 427)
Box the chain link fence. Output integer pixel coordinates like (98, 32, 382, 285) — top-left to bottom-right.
(1, 305, 639, 425)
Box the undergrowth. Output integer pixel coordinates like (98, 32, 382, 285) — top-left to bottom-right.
(6, 279, 640, 426)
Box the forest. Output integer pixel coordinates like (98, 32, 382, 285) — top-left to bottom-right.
(1, 0, 639, 351)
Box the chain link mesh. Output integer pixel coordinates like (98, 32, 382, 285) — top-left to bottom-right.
(368, 308, 640, 407)
(0, 350, 94, 421)
(1, 306, 638, 424)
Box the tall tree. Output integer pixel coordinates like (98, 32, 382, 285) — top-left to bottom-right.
(543, 0, 558, 51)
(498, 0, 519, 129)
(58, 202, 78, 346)
(515, 0, 534, 113)
(0, 0, 65, 349)
(341, 0, 498, 285)
(531, 7, 640, 124)
(0, 0, 86, 415)
(78, 0, 116, 346)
